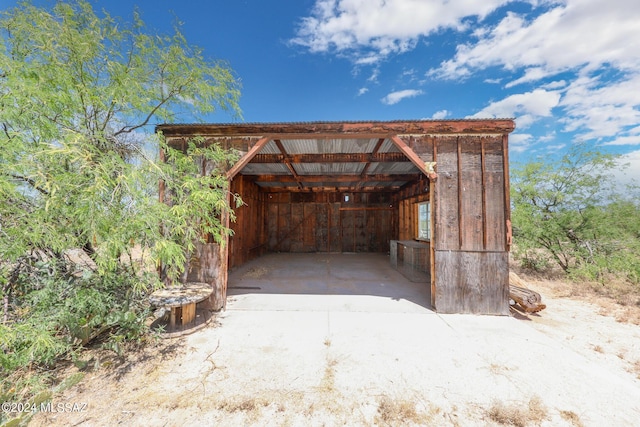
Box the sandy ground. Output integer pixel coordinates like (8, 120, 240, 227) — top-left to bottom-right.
(27, 255, 640, 427)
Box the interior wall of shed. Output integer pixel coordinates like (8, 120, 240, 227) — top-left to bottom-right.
(228, 175, 404, 271)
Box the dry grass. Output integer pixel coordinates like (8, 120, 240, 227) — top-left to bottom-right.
(216, 395, 269, 413)
(630, 360, 640, 380)
(319, 357, 337, 392)
(559, 410, 585, 427)
(242, 266, 270, 279)
(487, 396, 547, 426)
(375, 395, 436, 426)
(514, 266, 640, 325)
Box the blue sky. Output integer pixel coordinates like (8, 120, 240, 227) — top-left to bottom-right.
(3, 0, 640, 177)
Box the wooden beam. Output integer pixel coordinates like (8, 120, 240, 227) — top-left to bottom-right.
(338, 207, 394, 211)
(259, 185, 400, 193)
(157, 119, 516, 138)
(274, 139, 304, 190)
(249, 152, 410, 164)
(357, 138, 386, 189)
(226, 137, 270, 180)
(389, 136, 434, 179)
(247, 173, 421, 183)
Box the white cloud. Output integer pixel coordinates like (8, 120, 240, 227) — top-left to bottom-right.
(431, 109, 449, 119)
(291, 0, 515, 62)
(470, 89, 560, 128)
(508, 133, 533, 153)
(292, 1, 640, 147)
(559, 72, 640, 141)
(357, 87, 369, 96)
(381, 89, 424, 105)
(613, 150, 640, 186)
(367, 68, 380, 83)
(602, 136, 640, 146)
(429, 0, 640, 82)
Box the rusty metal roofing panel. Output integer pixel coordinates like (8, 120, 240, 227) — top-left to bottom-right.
(278, 138, 379, 154)
(159, 118, 516, 127)
(295, 163, 364, 175)
(257, 140, 280, 154)
(379, 139, 400, 153)
(368, 162, 421, 174)
(241, 163, 290, 175)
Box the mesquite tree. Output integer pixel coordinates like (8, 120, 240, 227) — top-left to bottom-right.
(511, 146, 640, 283)
(0, 0, 241, 379)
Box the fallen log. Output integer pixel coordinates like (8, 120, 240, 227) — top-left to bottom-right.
(509, 272, 546, 313)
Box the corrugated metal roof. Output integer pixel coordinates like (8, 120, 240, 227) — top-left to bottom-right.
(241, 163, 290, 175)
(158, 119, 516, 192)
(295, 163, 365, 175)
(242, 135, 425, 191)
(158, 118, 515, 127)
(368, 162, 420, 174)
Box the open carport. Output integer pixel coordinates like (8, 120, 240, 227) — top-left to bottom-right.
(157, 119, 515, 315)
(226, 253, 432, 313)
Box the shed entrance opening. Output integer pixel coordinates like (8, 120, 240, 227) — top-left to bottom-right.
(158, 120, 515, 315)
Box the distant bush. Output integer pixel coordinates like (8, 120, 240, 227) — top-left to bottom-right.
(511, 146, 640, 286)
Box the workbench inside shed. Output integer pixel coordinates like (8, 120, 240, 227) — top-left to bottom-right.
(390, 240, 430, 282)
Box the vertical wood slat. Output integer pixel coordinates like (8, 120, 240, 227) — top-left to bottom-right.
(484, 138, 506, 251)
(481, 138, 487, 250)
(434, 136, 460, 250)
(457, 137, 463, 249)
(459, 139, 484, 251)
(330, 203, 341, 252)
(503, 133, 512, 250)
(430, 179, 436, 308)
(290, 204, 304, 252)
(434, 250, 509, 314)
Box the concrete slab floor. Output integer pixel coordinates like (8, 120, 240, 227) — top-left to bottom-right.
(227, 252, 432, 313)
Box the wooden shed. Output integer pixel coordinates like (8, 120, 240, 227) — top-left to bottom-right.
(157, 119, 515, 315)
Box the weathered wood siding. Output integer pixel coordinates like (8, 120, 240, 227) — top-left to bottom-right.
(434, 251, 509, 314)
(262, 192, 394, 253)
(402, 134, 510, 315)
(229, 175, 267, 269)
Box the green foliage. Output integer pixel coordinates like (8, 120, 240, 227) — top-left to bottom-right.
(511, 146, 640, 284)
(0, 0, 242, 404)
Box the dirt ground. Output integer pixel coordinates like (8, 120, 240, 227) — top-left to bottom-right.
(27, 260, 640, 427)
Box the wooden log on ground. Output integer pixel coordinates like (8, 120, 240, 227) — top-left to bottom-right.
(509, 272, 546, 313)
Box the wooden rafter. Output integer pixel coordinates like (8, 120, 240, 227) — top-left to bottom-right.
(247, 173, 421, 183)
(226, 137, 270, 180)
(390, 136, 436, 180)
(274, 139, 304, 190)
(249, 152, 410, 164)
(357, 138, 385, 189)
(260, 185, 401, 193)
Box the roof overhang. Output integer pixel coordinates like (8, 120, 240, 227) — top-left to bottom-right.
(157, 120, 515, 193)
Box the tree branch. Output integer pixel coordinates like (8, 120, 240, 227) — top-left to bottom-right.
(5, 173, 50, 196)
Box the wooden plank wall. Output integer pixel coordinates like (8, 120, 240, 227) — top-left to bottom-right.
(426, 135, 507, 252)
(228, 175, 267, 269)
(404, 134, 510, 314)
(397, 193, 430, 241)
(434, 251, 509, 314)
(264, 192, 395, 254)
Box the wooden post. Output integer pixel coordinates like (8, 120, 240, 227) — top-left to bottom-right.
(219, 180, 232, 310)
(429, 179, 436, 309)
